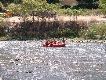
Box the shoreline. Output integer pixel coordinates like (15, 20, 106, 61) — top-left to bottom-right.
(0, 37, 106, 43)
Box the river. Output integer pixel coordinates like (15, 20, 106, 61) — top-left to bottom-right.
(0, 41, 106, 80)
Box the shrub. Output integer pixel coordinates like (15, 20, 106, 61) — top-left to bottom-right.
(80, 23, 106, 40)
(99, 0, 106, 14)
(0, 2, 4, 8)
(0, 17, 8, 37)
(48, 28, 79, 38)
(7, 3, 22, 16)
(17, 0, 60, 15)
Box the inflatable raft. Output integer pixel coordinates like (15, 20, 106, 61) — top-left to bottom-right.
(43, 41, 65, 47)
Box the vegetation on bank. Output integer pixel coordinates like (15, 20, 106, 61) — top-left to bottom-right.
(0, 19, 106, 40)
(0, 0, 106, 16)
(80, 23, 106, 40)
(0, 0, 106, 40)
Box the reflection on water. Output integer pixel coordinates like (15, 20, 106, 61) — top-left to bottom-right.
(0, 41, 106, 80)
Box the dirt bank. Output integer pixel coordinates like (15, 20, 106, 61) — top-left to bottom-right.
(3, 15, 106, 28)
(4, 15, 106, 23)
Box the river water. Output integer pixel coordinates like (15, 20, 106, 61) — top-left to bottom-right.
(0, 41, 106, 80)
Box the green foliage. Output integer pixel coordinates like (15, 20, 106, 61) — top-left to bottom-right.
(7, 3, 22, 15)
(13, 0, 21, 4)
(63, 8, 84, 15)
(5, 0, 101, 16)
(6, 0, 55, 15)
(100, 0, 106, 4)
(15, 0, 60, 15)
(22, 0, 46, 10)
(79, 0, 98, 3)
(52, 0, 59, 3)
(99, 0, 106, 14)
(48, 28, 79, 38)
(0, 2, 3, 8)
(80, 23, 106, 40)
(0, 17, 7, 37)
(0, 17, 5, 27)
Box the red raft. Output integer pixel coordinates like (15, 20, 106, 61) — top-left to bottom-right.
(43, 40, 65, 47)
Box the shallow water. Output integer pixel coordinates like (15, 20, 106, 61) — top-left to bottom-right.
(0, 41, 106, 80)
